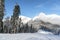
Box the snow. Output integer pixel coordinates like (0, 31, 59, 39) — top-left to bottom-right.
(19, 15, 31, 24)
(38, 30, 53, 35)
(33, 12, 60, 25)
(0, 33, 60, 40)
(3, 13, 60, 25)
(3, 15, 31, 24)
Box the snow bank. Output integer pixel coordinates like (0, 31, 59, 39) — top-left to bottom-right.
(37, 30, 53, 35)
(0, 33, 60, 40)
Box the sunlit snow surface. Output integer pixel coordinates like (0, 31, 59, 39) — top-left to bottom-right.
(38, 30, 53, 34)
(0, 33, 60, 40)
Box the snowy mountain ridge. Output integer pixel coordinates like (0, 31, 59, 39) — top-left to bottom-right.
(3, 12, 60, 25)
(19, 15, 31, 24)
(19, 12, 60, 25)
(33, 12, 60, 25)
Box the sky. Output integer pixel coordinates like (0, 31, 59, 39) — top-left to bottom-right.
(5, 0, 60, 18)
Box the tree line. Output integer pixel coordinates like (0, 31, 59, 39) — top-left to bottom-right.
(0, 4, 37, 33)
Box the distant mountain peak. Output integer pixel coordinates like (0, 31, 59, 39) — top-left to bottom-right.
(33, 12, 60, 25)
(19, 15, 31, 24)
(3, 12, 60, 25)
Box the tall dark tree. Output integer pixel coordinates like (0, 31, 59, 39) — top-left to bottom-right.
(0, 0, 5, 33)
(11, 4, 20, 33)
(13, 4, 20, 19)
(25, 23, 29, 32)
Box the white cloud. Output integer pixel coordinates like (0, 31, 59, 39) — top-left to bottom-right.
(33, 12, 60, 25)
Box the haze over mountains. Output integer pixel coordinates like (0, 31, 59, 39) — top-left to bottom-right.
(18, 12, 60, 25)
(33, 12, 60, 25)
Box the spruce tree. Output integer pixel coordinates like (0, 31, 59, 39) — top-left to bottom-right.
(11, 4, 20, 33)
(0, 0, 4, 33)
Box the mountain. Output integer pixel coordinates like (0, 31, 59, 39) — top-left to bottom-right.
(27, 13, 60, 35)
(33, 12, 60, 25)
(28, 19, 60, 35)
(3, 13, 60, 34)
(3, 12, 60, 25)
(19, 15, 31, 24)
(3, 15, 31, 24)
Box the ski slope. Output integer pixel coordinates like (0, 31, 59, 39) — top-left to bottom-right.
(0, 33, 60, 40)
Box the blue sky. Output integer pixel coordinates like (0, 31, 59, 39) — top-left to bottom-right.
(5, 0, 60, 18)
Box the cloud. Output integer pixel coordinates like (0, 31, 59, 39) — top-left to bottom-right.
(33, 12, 60, 25)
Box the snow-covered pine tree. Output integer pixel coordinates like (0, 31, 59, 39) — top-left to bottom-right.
(11, 4, 20, 33)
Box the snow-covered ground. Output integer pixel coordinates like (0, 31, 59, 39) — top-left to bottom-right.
(0, 33, 60, 40)
(38, 30, 53, 35)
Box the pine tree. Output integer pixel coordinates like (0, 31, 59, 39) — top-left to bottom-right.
(30, 24, 33, 33)
(0, 0, 4, 33)
(11, 4, 20, 33)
